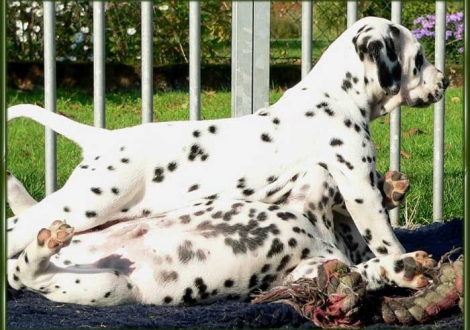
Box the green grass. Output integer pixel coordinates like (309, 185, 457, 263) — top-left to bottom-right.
(207, 39, 331, 64)
(6, 87, 464, 225)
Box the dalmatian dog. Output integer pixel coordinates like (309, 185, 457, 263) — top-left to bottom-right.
(8, 169, 436, 306)
(7, 16, 447, 304)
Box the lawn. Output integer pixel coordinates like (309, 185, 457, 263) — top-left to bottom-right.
(6, 87, 464, 225)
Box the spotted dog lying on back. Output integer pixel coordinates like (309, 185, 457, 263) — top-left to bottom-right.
(8, 169, 436, 306)
(7, 17, 447, 305)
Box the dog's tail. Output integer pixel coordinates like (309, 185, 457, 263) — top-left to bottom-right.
(7, 104, 108, 149)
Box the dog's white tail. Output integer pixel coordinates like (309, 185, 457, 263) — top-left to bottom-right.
(8, 104, 109, 149)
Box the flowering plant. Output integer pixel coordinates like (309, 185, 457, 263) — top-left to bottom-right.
(411, 11, 464, 64)
(6, 1, 231, 65)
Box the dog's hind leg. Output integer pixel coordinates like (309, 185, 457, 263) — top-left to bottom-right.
(7, 156, 145, 258)
(8, 220, 140, 305)
(6, 171, 38, 215)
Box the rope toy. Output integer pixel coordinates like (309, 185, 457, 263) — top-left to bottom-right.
(252, 249, 463, 328)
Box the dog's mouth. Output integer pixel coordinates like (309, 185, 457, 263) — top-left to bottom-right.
(404, 74, 449, 108)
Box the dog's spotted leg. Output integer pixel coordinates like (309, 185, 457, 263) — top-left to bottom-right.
(8, 220, 140, 306)
(350, 251, 437, 290)
(326, 140, 406, 257)
(7, 159, 145, 258)
(334, 170, 411, 264)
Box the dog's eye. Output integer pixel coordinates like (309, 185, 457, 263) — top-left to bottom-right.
(415, 51, 424, 71)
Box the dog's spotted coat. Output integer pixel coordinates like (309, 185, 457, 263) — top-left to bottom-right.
(7, 17, 447, 306)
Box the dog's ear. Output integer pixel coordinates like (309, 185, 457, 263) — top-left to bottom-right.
(354, 24, 402, 95)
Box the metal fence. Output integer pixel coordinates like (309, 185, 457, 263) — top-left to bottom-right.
(23, 1, 452, 224)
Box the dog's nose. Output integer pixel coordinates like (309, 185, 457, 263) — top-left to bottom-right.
(442, 76, 450, 89)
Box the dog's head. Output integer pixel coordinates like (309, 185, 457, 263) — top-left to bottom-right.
(352, 17, 448, 115)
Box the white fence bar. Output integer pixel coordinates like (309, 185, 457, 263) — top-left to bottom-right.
(252, 1, 270, 111)
(231, 1, 254, 117)
(93, 2, 106, 128)
(43, 1, 57, 195)
(389, 1, 402, 226)
(347, 1, 358, 27)
(141, 1, 154, 123)
(433, 1, 446, 222)
(301, 1, 313, 79)
(189, 1, 201, 121)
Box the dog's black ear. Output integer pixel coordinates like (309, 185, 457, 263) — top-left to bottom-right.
(354, 24, 402, 95)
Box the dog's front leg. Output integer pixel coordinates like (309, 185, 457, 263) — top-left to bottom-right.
(327, 163, 406, 257)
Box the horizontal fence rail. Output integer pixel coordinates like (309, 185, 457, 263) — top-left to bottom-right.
(34, 1, 450, 223)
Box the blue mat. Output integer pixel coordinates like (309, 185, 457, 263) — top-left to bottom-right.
(7, 218, 463, 329)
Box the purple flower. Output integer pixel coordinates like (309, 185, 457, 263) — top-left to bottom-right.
(445, 30, 453, 40)
(458, 47, 464, 54)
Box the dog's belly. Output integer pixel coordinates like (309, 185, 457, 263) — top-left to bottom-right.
(51, 200, 325, 305)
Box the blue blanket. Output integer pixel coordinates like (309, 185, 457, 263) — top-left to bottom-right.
(7, 218, 463, 329)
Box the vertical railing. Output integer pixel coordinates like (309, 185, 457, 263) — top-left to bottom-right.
(231, 1, 270, 116)
(301, 1, 313, 79)
(93, 2, 106, 128)
(389, 2, 402, 226)
(347, 1, 358, 27)
(43, 1, 57, 195)
(433, 1, 447, 222)
(141, 1, 154, 123)
(189, 1, 201, 121)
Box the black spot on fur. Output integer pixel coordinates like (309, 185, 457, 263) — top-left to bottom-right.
(163, 296, 173, 304)
(266, 239, 284, 258)
(301, 248, 310, 259)
(121, 158, 130, 164)
(268, 205, 280, 211)
(224, 279, 234, 287)
(377, 246, 388, 255)
(363, 229, 372, 244)
(305, 111, 314, 117)
(167, 162, 178, 172)
(277, 212, 297, 221)
(288, 238, 297, 247)
(63, 206, 71, 212)
(318, 162, 328, 170)
(85, 211, 97, 218)
(330, 138, 344, 147)
(182, 288, 197, 305)
(276, 255, 291, 271)
(261, 264, 271, 273)
(188, 184, 199, 192)
(107, 165, 115, 171)
(208, 125, 217, 134)
(243, 189, 255, 196)
(355, 199, 364, 204)
(91, 187, 102, 195)
(193, 130, 201, 138)
(249, 274, 258, 288)
(272, 118, 280, 125)
(104, 292, 111, 298)
(261, 133, 272, 142)
(111, 187, 120, 195)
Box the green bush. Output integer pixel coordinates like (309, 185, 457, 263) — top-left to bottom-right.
(6, 1, 231, 65)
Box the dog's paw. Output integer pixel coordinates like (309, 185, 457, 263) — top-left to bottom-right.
(37, 220, 74, 252)
(381, 251, 437, 289)
(382, 170, 410, 208)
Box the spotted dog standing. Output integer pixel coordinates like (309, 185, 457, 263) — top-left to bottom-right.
(8, 169, 435, 306)
(7, 17, 447, 305)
